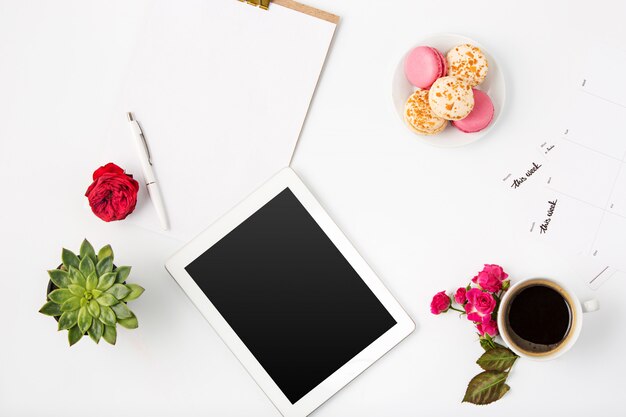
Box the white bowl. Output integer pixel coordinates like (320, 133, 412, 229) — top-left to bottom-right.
(392, 34, 506, 148)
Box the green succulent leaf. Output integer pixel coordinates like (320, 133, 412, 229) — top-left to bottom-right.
(476, 348, 519, 372)
(99, 305, 116, 326)
(61, 248, 80, 270)
(48, 269, 70, 288)
(96, 256, 113, 277)
(78, 306, 93, 333)
(88, 299, 101, 318)
(96, 293, 118, 307)
(80, 298, 88, 308)
(97, 244, 113, 263)
(123, 283, 145, 302)
(106, 283, 131, 300)
(39, 301, 62, 316)
(86, 273, 98, 291)
(115, 266, 131, 283)
(103, 325, 117, 345)
(118, 313, 138, 329)
(68, 266, 86, 287)
(68, 325, 83, 346)
(79, 239, 97, 264)
(111, 302, 133, 319)
(79, 256, 95, 278)
(89, 318, 103, 343)
(96, 272, 117, 291)
(68, 284, 85, 297)
(61, 297, 82, 312)
(91, 289, 102, 299)
(462, 371, 510, 405)
(48, 288, 73, 304)
(58, 309, 79, 330)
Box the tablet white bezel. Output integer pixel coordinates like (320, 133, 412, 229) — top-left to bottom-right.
(165, 167, 415, 417)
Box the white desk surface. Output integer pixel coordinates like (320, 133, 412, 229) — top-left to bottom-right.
(1, 1, 624, 415)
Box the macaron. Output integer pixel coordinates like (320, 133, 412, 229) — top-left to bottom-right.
(446, 44, 488, 87)
(404, 89, 448, 135)
(452, 89, 494, 133)
(404, 46, 447, 89)
(428, 76, 474, 120)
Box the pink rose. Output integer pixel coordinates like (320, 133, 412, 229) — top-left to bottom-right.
(477, 319, 498, 337)
(430, 291, 451, 315)
(472, 264, 509, 293)
(465, 288, 496, 323)
(454, 287, 467, 305)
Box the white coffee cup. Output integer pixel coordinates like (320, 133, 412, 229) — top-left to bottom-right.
(497, 278, 599, 361)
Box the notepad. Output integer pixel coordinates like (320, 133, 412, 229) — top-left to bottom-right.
(104, 0, 338, 241)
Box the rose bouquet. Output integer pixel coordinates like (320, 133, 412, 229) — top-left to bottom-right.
(430, 264, 519, 405)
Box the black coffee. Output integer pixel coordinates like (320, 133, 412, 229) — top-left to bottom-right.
(507, 284, 571, 348)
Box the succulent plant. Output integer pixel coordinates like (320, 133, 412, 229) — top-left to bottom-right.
(39, 239, 145, 346)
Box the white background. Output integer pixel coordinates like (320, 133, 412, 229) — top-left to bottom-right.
(1, 0, 624, 416)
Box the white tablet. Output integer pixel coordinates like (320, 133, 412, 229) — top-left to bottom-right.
(165, 168, 414, 417)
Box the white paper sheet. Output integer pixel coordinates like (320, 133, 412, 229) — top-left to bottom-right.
(103, 0, 336, 241)
(518, 41, 626, 284)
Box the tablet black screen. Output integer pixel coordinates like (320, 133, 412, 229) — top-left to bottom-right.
(185, 188, 397, 404)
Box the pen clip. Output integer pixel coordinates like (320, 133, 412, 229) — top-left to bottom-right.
(139, 130, 152, 165)
(127, 112, 152, 165)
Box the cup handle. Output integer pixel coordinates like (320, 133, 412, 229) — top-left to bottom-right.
(582, 299, 600, 313)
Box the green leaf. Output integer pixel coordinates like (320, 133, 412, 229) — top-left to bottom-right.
(48, 269, 70, 288)
(96, 272, 116, 291)
(68, 266, 86, 287)
(48, 288, 73, 304)
(61, 297, 81, 312)
(78, 306, 92, 333)
(462, 371, 510, 405)
(123, 283, 145, 302)
(106, 283, 131, 300)
(68, 284, 85, 297)
(103, 325, 117, 345)
(61, 248, 79, 270)
(97, 244, 113, 263)
(80, 239, 97, 263)
(96, 256, 113, 277)
(89, 318, 103, 343)
(115, 266, 131, 283)
(99, 305, 116, 326)
(477, 348, 519, 372)
(91, 289, 102, 298)
(118, 313, 138, 329)
(88, 299, 101, 318)
(79, 255, 95, 278)
(96, 293, 118, 307)
(58, 309, 79, 330)
(111, 302, 133, 319)
(80, 298, 88, 308)
(85, 273, 98, 291)
(39, 301, 62, 316)
(68, 325, 83, 346)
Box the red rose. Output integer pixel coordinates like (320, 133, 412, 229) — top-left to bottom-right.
(85, 163, 139, 222)
(472, 264, 509, 293)
(454, 287, 467, 305)
(476, 319, 498, 337)
(430, 291, 451, 315)
(464, 288, 496, 323)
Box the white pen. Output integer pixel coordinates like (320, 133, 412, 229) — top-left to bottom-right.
(127, 112, 169, 230)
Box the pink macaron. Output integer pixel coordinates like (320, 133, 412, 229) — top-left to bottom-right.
(404, 46, 447, 89)
(452, 89, 494, 133)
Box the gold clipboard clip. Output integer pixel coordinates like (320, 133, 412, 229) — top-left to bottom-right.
(239, 0, 270, 10)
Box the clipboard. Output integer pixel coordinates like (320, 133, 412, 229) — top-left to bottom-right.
(241, 0, 340, 24)
(104, 0, 339, 241)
